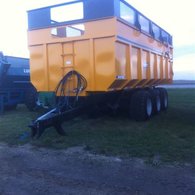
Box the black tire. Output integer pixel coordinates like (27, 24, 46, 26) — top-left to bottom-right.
(147, 88, 161, 114)
(25, 85, 38, 111)
(130, 90, 153, 121)
(157, 88, 168, 111)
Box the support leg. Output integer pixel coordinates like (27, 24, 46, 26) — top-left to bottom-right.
(54, 123, 67, 136)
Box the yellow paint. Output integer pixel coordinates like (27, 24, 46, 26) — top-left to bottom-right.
(28, 17, 173, 96)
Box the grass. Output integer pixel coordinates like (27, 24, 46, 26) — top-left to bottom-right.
(0, 89, 195, 164)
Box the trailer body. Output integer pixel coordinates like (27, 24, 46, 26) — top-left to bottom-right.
(28, 0, 173, 95)
(27, 0, 173, 137)
(0, 52, 31, 113)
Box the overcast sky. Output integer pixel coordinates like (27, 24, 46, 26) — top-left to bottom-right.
(0, 0, 194, 80)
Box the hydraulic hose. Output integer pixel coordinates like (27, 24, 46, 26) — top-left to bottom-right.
(55, 70, 87, 110)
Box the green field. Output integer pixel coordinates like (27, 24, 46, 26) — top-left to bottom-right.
(0, 89, 195, 164)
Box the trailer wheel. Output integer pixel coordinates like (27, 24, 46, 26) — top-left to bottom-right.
(130, 90, 153, 121)
(25, 85, 38, 111)
(148, 88, 161, 114)
(158, 88, 168, 111)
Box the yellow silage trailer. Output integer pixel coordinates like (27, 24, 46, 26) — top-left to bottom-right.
(27, 0, 173, 137)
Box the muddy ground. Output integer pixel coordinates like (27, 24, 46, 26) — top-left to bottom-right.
(0, 143, 194, 195)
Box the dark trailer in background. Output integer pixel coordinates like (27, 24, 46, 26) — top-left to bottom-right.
(0, 52, 33, 113)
